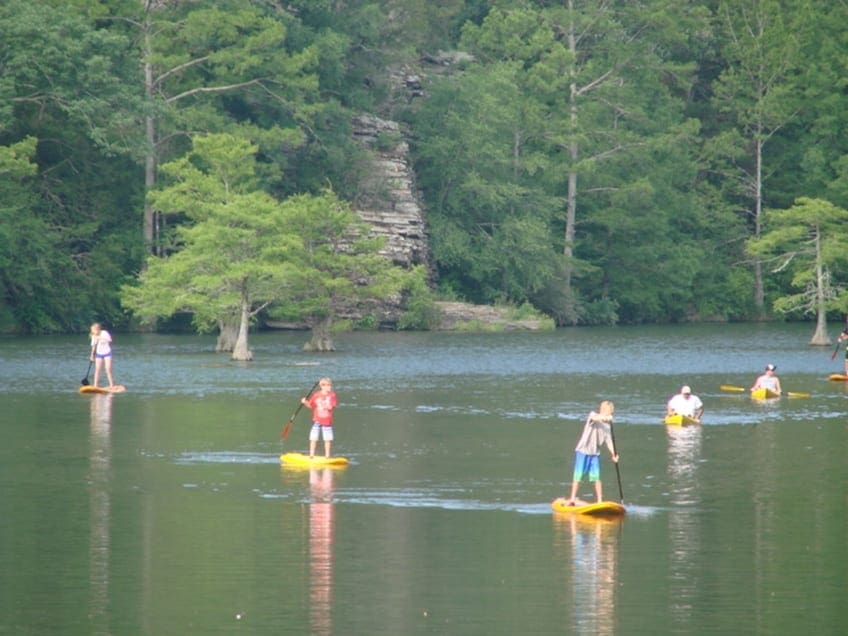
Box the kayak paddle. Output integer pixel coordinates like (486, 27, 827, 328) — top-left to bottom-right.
(281, 379, 321, 440)
(786, 391, 811, 398)
(608, 420, 624, 504)
(723, 384, 808, 398)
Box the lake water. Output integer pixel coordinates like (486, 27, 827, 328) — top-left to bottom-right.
(1, 324, 846, 635)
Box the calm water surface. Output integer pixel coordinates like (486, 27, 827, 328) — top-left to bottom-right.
(1, 324, 846, 635)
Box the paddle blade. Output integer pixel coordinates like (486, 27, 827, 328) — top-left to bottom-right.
(80, 377, 90, 386)
(281, 419, 293, 440)
(720, 385, 746, 392)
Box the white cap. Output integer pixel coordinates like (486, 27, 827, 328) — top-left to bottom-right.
(681, 385, 691, 394)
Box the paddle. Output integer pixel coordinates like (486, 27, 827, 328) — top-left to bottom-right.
(281, 379, 321, 440)
(786, 391, 811, 398)
(81, 359, 93, 386)
(723, 384, 809, 398)
(608, 420, 624, 504)
(832, 315, 848, 360)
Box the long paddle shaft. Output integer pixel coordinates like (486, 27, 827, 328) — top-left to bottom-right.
(832, 315, 848, 360)
(724, 384, 809, 398)
(608, 422, 624, 504)
(81, 359, 93, 386)
(281, 380, 321, 440)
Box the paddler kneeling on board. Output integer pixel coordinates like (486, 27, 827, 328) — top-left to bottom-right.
(564, 400, 619, 506)
(666, 385, 704, 421)
(750, 364, 781, 396)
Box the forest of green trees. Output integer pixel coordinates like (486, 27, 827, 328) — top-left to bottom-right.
(2, 0, 847, 337)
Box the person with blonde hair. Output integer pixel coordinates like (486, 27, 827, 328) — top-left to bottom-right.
(302, 378, 338, 458)
(89, 323, 116, 389)
(565, 400, 619, 506)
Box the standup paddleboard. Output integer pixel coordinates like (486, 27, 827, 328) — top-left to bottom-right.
(664, 413, 700, 426)
(551, 497, 625, 517)
(828, 374, 848, 382)
(751, 387, 779, 400)
(79, 385, 126, 394)
(280, 452, 349, 468)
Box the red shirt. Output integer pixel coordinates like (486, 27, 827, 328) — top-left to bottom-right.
(307, 391, 337, 426)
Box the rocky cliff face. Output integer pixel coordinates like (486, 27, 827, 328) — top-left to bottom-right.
(351, 114, 430, 271)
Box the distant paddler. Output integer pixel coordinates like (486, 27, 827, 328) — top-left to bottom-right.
(751, 364, 781, 396)
(666, 385, 703, 423)
(835, 328, 848, 375)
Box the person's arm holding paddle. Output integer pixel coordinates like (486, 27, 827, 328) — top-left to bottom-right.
(604, 427, 619, 465)
(281, 379, 321, 440)
(692, 392, 704, 421)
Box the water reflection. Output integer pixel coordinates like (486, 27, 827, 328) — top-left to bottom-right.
(666, 425, 702, 506)
(553, 515, 620, 635)
(309, 468, 336, 636)
(665, 425, 702, 630)
(88, 394, 113, 634)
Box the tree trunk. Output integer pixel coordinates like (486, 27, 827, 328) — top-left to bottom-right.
(810, 226, 830, 345)
(142, 12, 157, 254)
(810, 310, 829, 346)
(304, 317, 335, 352)
(216, 321, 238, 352)
(559, 1, 579, 326)
(232, 297, 253, 361)
(752, 137, 765, 316)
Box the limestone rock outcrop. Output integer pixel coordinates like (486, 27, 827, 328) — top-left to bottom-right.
(351, 114, 430, 271)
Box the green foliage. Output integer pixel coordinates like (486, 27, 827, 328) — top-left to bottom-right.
(266, 190, 411, 336)
(747, 197, 848, 316)
(3, 0, 848, 333)
(397, 266, 440, 331)
(122, 134, 300, 333)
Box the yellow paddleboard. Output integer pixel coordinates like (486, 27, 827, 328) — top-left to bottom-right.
(79, 385, 126, 394)
(828, 374, 848, 382)
(751, 387, 779, 400)
(551, 497, 625, 517)
(280, 452, 349, 468)
(664, 413, 700, 426)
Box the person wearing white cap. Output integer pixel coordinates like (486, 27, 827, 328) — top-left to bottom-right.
(667, 385, 704, 420)
(751, 364, 782, 395)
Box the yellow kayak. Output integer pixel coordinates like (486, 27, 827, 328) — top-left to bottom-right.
(551, 498, 625, 517)
(280, 452, 349, 468)
(751, 387, 780, 400)
(664, 413, 700, 426)
(828, 374, 848, 382)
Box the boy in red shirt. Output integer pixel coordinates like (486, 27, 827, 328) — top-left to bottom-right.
(302, 377, 337, 458)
